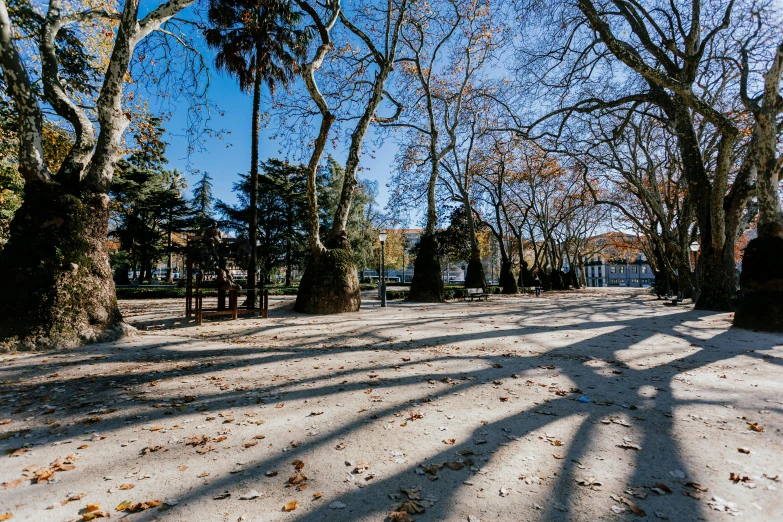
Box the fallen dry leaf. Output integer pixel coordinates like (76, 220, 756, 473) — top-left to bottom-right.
(287, 471, 307, 486)
(61, 493, 88, 506)
(2, 479, 24, 489)
(442, 438, 456, 445)
(729, 473, 752, 483)
(0, 514, 11, 521)
(389, 511, 414, 522)
(187, 435, 210, 446)
(119, 484, 135, 490)
(116, 500, 162, 512)
(85, 504, 100, 513)
(283, 500, 297, 512)
(737, 448, 750, 454)
(610, 494, 645, 517)
(396, 500, 425, 514)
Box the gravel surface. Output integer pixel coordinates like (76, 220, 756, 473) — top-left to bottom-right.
(1, 288, 781, 521)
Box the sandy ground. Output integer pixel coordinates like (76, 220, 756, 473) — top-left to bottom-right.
(1, 288, 782, 522)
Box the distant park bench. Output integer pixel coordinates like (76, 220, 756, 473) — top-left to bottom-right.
(466, 288, 488, 301)
(657, 290, 684, 306)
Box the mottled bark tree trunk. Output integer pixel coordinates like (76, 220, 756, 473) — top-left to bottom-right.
(735, 43, 783, 331)
(296, 4, 407, 313)
(0, 0, 194, 347)
(0, 182, 122, 348)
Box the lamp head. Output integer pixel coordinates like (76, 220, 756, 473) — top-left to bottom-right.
(689, 241, 700, 252)
(379, 231, 387, 243)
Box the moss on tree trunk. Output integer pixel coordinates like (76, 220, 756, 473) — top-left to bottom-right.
(294, 236, 361, 314)
(0, 181, 123, 349)
(408, 233, 444, 302)
(464, 259, 486, 290)
(499, 260, 518, 294)
(695, 246, 738, 311)
(734, 236, 783, 331)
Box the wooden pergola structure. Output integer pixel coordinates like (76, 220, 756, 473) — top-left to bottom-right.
(184, 235, 269, 325)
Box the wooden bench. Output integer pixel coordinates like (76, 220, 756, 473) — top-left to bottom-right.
(466, 288, 488, 301)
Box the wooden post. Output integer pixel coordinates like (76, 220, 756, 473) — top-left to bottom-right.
(185, 237, 193, 319)
(230, 289, 238, 320)
(195, 272, 203, 325)
(217, 257, 226, 311)
(263, 289, 269, 319)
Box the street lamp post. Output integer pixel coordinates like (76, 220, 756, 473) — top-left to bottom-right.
(689, 241, 700, 301)
(379, 231, 387, 307)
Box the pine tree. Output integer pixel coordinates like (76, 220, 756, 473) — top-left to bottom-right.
(109, 118, 188, 283)
(191, 171, 215, 230)
(217, 158, 308, 285)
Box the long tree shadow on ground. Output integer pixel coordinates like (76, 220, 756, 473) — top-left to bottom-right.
(1, 293, 781, 521)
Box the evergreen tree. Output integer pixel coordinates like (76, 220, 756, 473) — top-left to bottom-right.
(159, 169, 190, 283)
(109, 118, 189, 283)
(217, 158, 308, 285)
(191, 171, 216, 229)
(435, 206, 478, 263)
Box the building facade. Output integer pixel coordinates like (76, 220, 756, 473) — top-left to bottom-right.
(584, 257, 655, 288)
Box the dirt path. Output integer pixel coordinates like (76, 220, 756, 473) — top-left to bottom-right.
(1, 289, 781, 521)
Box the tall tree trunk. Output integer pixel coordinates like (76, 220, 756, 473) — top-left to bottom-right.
(247, 69, 261, 307)
(409, 131, 444, 302)
(167, 221, 174, 284)
(462, 196, 486, 290)
(734, 45, 783, 330)
(296, 55, 394, 314)
(0, 182, 122, 348)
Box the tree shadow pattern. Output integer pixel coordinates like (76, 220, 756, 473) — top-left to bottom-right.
(1, 292, 782, 521)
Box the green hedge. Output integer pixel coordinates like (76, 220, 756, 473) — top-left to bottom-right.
(116, 283, 503, 300)
(117, 286, 196, 299)
(116, 285, 302, 299)
(382, 286, 502, 301)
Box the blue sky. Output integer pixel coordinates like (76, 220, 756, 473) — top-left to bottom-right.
(161, 68, 398, 215)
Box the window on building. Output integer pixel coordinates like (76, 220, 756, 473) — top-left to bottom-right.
(633, 266, 638, 273)
(619, 266, 625, 273)
(632, 278, 639, 283)
(611, 266, 616, 273)
(642, 266, 647, 273)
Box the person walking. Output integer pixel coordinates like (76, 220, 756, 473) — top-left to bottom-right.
(534, 276, 542, 297)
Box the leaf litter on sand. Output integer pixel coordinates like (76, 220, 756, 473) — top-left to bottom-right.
(610, 494, 645, 516)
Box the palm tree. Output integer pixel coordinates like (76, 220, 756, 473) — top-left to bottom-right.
(205, 0, 308, 305)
